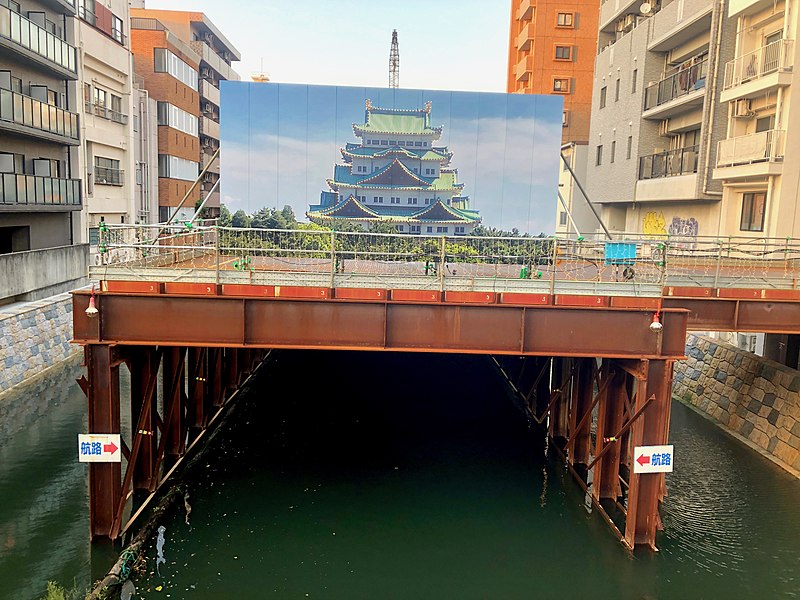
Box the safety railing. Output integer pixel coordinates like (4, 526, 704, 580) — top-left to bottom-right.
(638, 145, 699, 179)
(717, 130, 785, 167)
(723, 39, 794, 90)
(0, 4, 77, 74)
(644, 58, 707, 111)
(0, 87, 79, 140)
(88, 225, 800, 295)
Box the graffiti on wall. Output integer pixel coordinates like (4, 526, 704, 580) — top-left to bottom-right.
(642, 211, 667, 236)
(667, 216, 699, 238)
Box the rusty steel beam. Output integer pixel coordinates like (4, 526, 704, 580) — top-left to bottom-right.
(624, 359, 672, 551)
(129, 347, 161, 491)
(549, 358, 570, 445)
(663, 297, 800, 333)
(86, 345, 121, 539)
(188, 347, 207, 441)
(592, 364, 626, 502)
(72, 292, 688, 360)
(161, 347, 187, 470)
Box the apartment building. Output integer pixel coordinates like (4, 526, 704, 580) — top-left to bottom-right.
(0, 0, 82, 253)
(713, 0, 800, 238)
(507, 0, 599, 144)
(130, 9, 239, 221)
(76, 0, 136, 248)
(586, 0, 734, 237)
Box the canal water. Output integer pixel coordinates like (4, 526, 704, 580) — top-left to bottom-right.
(1, 351, 799, 599)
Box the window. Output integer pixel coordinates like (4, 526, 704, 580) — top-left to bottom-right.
(562, 110, 569, 127)
(615, 78, 620, 101)
(455, 226, 465, 234)
(632, 69, 638, 93)
(740, 192, 766, 231)
(391, 196, 400, 204)
(397, 225, 404, 232)
(389, 140, 397, 145)
(93, 87, 106, 108)
(437, 226, 448, 233)
(410, 225, 421, 233)
(555, 45, 572, 61)
(157, 102, 198, 136)
(381, 140, 388, 146)
(158, 154, 198, 181)
(153, 48, 198, 90)
(627, 136, 633, 160)
(600, 86, 607, 108)
(376, 196, 384, 203)
(414, 141, 422, 147)
(89, 227, 99, 246)
(427, 226, 433, 233)
(611, 141, 616, 163)
(79, 0, 96, 25)
(596, 145, 603, 166)
(556, 12, 574, 27)
(95, 156, 122, 186)
(425, 198, 432, 205)
(112, 15, 124, 44)
(559, 212, 568, 226)
(553, 78, 570, 93)
(407, 197, 417, 204)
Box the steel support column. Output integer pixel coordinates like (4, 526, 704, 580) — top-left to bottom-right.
(162, 346, 187, 469)
(592, 364, 626, 502)
(187, 347, 207, 441)
(86, 344, 121, 539)
(536, 357, 551, 417)
(568, 358, 595, 468)
(549, 358, 570, 446)
(624, 359, 672, 550)
(129, 346, 159, 492)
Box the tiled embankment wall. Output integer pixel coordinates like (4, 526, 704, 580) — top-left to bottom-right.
(674, 334, 800, 474)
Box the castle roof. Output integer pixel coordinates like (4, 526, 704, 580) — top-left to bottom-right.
(353, 103, 442, 138)
(307, 195, 480, 225)
(341, 143, 452, 163)
(328, 163, 464, 193)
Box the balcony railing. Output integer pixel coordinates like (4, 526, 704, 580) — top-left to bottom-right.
(0, 173, 81, 207)
(0, 88, 79, 140)
(717, 130, 785, 167)
(0, 5, 77, 74)
(91, 103, 128, 125)
(95, 166, 124, 186)
(723, 39, 794, 90)
(644, 59, 707, 111)
(200, 115, 220, 140)
(639, 146, 699, 179)
(191, 41, 236, 81)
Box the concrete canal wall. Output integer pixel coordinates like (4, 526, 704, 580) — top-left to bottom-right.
(0, 292, 79, 397)
(674, 334, 800, 475)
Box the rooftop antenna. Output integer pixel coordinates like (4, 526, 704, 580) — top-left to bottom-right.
(251, 57, 270, 83)
(389, 29, 399, 88)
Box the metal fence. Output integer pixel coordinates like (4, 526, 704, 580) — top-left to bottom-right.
(90, 224, 800, 296)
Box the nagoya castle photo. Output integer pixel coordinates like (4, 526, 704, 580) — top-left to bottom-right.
(306, 100, 481, 235)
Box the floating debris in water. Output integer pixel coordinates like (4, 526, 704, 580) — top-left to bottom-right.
(184, 491, 192, 526)
(156, 525, 167, 576)
(120, 580, 136, 600)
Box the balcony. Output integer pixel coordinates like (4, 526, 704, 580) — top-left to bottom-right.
(0, 173, 81, 211)
(515, 55, 534, 82)
(89, 103, 128, 125)
(516, 22, 534, 51)
(516, 0, 533, 21)
(643, 59, 707, 119)
(200, 115, 220, 140)
(0, 5, 78, 79)
(638, 146, 699, 179)
(0, 88, 79, 144)
(202, 151, 219, 174)
(199, 79, 220, 107)
(721, 40, 794, 103)
(714, 130, 785, 179)
(95, 166, 124, 186)
(191, 41, 239, 81)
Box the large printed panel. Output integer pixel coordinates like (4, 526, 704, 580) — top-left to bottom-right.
(221, 83, 562, 235)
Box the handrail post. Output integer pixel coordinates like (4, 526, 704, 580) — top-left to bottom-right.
(549, 237, 558, 295)
(439, 235, 446, 292)
(330, 229, 336, 288)
(713, 239, 723, 289)
(215, 224, 220, 286)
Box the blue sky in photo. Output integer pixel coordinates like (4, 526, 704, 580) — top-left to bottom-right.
(221, 82, 563, 234)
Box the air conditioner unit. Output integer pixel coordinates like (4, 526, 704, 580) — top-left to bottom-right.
(202, 138, 212, 147)
(222, 51, 231, 61)
(201, 67, 211, 79)
(658, 119, 671, 136)
(203, 32, 214, 43)
(733, 99, 755, 118)
(203, 102, 213, 114)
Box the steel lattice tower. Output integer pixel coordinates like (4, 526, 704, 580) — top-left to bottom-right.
(389, 29, 399, 88)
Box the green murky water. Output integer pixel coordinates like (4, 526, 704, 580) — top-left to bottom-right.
(2, 351, 799, 599)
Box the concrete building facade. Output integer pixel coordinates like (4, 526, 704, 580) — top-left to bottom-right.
(130, 8, 239, 221)
(507, 0, 599, 145)
(0, 0, 82, 254)
(76, 0, 136, 250)
(713, 0, 800, 238)
(587, 0, 734, 237)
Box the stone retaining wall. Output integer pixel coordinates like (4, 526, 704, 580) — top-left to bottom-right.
(674, 333, 800, 474)
(0, 293, 78, 396)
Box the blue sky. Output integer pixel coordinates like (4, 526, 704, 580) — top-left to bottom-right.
(144, 0, 510, 92)
(221, 83, 562, 234)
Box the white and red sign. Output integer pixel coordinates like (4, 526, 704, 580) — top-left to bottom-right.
(633, 444, 674, 474)
(78, 434, 121, 463)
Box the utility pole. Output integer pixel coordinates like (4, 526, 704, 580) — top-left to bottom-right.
(389, 29, 399, 88)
